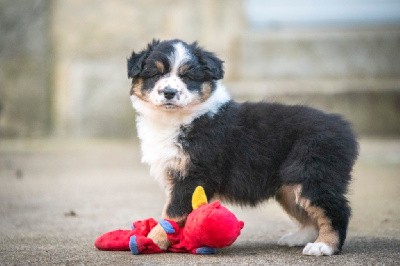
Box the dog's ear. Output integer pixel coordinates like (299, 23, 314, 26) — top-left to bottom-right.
(127, 39, 160, 78)
(127, 51, 147, 78)
(193, 42, 224, 80)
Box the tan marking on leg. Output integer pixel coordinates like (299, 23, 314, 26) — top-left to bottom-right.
(303, 204, 340, 250)
(277, 185, 319, 246)
(277, 185, 339, 252)
(298, 194, 340, 252)
(276, 185, 314, 226)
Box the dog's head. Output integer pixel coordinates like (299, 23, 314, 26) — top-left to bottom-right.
(127, 39, 226, 114)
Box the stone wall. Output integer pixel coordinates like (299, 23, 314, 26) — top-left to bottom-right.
(0, 0, 52, 138)
(228, 28, 400, 136)
(1, 0, 399, 138)
(51, 0, 244, 138)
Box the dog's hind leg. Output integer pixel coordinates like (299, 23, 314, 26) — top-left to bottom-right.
(278, 131, 356, 255)
(276, 184, 350, 255)
(277, 185, 350, 256)
(299, 189, 351, 256)
(277, 183, 351, 255)
(276, 185, 318, 247)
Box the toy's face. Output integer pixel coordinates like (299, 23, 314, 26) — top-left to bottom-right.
(185, 201, 244, 248)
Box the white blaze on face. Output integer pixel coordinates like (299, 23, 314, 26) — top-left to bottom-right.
(148, 42, 196, 107)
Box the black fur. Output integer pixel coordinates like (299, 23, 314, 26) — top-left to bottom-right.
(127, 50, 147, 78)
(167, 101, 358, 250)
(127, 39, 160, 78)
(192, 42, 224, 80)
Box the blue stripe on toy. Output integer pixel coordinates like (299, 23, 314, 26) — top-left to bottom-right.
(195, 247, 217, 254)
(159, 219, 175, 234)
(129, 236, 139, 255)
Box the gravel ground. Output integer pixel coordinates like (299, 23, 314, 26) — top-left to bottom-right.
(0, 138, 399, 265)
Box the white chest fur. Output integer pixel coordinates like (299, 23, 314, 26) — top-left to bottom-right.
(136, 115, 186, 188)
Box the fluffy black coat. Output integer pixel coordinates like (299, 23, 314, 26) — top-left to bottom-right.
(167, 101, 358, 249)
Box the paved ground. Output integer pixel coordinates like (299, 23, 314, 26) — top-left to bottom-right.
(0, 138, 399, 265)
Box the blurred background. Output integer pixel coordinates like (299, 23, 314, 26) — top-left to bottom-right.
(1, 0, 400, 139)
(1, 1, 400, 264)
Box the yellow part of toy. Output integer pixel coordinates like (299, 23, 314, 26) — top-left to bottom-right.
(192, 186, 208, 210)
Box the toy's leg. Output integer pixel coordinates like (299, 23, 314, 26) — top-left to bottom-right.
(147, 215, 186, 250)
(147, 223, 171, 250)
(129, 235, 165, 254)
(276, 185, 318, 247)
(146, 197, 173, 250)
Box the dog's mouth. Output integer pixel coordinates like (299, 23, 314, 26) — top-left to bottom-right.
(162, 103, 179, 110)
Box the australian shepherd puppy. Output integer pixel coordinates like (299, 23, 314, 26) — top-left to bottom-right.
(127, 39, 358, 256)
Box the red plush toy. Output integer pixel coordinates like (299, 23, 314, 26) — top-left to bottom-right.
(95, 186, 244, 254)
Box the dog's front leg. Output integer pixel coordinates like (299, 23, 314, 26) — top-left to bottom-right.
(147, 178, 203, 250)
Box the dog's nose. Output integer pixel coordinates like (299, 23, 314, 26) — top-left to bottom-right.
(162, 87, 177, 100)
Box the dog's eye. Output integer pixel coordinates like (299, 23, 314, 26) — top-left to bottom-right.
(141, 69, 162, 79)
(180, 72, 195, 81)
(179, 66, 203, 81)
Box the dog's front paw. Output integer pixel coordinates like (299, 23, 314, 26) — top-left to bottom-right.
(147, 224, 171, 250)
(278, 226, 318, 247)
(302, 242, 334, 256)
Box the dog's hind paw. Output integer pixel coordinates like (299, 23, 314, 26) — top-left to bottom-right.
(302, 242, 334, 256)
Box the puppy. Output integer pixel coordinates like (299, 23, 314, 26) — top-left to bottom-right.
(127, 39, 358, 256)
